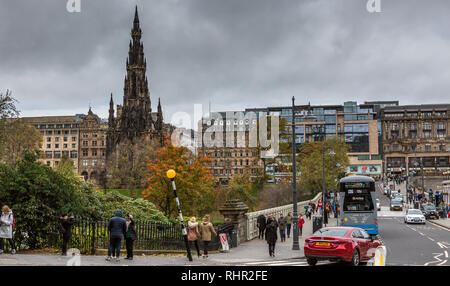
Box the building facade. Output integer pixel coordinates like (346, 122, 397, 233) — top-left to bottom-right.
(22, 109, 108, 179)
(78, 108, 108, 181)
(22, 116, 81, 172)
(247, 101, 383, 178)
(197, 111, 264, 185)
(381, 104, 450, 176)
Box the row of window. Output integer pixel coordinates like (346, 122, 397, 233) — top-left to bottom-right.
(384, 111, 447, 118)
(45, 143, 76, 149)
(211, 168, 259, 175)
(45, 151, 78, 159)
(212, 159, 258, 167)
(206, 150, 258, 158)
(386, 143, 449, 153)
(46, 137, 77, 142)
(80, 149, 106, 157)
(81, 159, 105, 167)
(386, 156, 450, 168)
(35, 124, 79, 129)
(82, 140, 105, 147)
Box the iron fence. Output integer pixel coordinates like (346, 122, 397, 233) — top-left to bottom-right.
(40, 218, 221, 255)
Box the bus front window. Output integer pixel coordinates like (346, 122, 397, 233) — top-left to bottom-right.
(343, 189, 374, 212)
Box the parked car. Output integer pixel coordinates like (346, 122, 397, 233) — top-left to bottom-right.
(404, 209, 426, 224)
(390, 199, 403, 211)
(304, 227, 382, 266)
(376, 199, 381, 211)
(420, 203, 438, 220)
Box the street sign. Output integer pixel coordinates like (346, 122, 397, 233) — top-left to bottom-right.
(219, 233, 229, 252)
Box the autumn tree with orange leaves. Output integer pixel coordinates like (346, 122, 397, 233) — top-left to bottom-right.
(143, 141, 216, 218)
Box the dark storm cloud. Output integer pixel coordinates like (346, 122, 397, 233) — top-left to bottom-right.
(0, 0, 449, 124)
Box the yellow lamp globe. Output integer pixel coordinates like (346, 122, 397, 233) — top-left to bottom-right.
(167, 169, 176, 179)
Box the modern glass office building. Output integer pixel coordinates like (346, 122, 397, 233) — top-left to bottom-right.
(246, 101, 384, 177)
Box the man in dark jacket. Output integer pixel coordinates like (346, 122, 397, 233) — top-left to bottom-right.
(106, 210, 127, 261)
(265, 216, 278, 257)
(257, 214, 266, 239)
(59, 214, 74, 256)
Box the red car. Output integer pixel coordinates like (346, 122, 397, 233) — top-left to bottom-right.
(304, 227, 382, 266)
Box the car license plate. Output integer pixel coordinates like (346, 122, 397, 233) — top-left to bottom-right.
(315, 242, 330, 246)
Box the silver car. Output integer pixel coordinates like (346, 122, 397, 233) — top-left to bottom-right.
(404, 209, 426, 224)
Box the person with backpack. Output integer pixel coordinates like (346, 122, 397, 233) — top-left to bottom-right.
(124, 214, 137, 260)
(265, 215, 278, 257)
(106, 210, 127, 262)
(0, 205, 16, 255)
(59, 214, 74, 256)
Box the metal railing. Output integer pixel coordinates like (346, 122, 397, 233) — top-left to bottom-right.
(41, 218, 221, 254)
(245, 192, 322, 241)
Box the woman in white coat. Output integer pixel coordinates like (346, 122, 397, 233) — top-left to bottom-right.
(0, 205, 16, 254)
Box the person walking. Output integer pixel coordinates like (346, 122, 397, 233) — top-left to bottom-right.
(124, 214, 137, 260)
(265, 215, 278, 257)
(199, 215, 217, 259)
(298, 214, 305, 237)
(0, 206, 16, 255)
(257, 214, 266, 239)
(318, 200, 323, 216)
(286, 212, 293, 238)
(187, 217, 202, 258)
(278, 214, 287, 242)
(106, 210, 127, 262)
(59, 214, 74, 256)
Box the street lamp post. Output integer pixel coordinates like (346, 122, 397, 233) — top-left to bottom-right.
(291, 96, 299, 250)
(322, 147, 335, 227)
(167, 169, 193, 262)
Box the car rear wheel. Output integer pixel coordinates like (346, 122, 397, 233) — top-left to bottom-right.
(306, 258, 317, 266)
(350, 249, 360, 266)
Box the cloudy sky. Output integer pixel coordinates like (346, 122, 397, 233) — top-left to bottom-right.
(1, 0, 450, 127)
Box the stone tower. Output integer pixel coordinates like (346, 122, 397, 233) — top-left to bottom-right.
(106, 6, 164, 159)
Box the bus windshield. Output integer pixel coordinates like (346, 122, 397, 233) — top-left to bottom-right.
(342, 188, 374, 212)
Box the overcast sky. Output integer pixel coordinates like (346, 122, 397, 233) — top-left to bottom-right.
(1, 0, 450, 127)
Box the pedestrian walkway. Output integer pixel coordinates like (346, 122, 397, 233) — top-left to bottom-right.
(207, 214, 338, 264)
(428, 218, 450, 230)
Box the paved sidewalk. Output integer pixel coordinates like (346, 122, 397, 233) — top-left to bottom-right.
(207, 214, 338, 264)
(0, 214, 338, 266)
(428, 218, 450, 230)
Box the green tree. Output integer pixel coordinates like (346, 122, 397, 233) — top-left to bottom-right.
(297, 139, 349, 196)
(0, 151, 85, 248)
(55, 155, 77, 182)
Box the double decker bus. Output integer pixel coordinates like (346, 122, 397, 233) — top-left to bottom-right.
(339, 175, 378, 236)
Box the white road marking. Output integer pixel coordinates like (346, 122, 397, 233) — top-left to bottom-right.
(437, 242, 448, 249)
(428, 237, 435, 242)
(437, 260, 448, 266)
(244, 260, 296, 265)
(445, 251, 448, 258)
(268, 261, 308, 266)
(424, 253, 444, 266)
